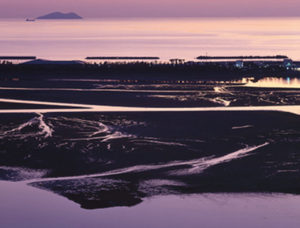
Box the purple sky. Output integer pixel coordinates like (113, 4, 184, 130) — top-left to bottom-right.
(0, 0, 299, 18)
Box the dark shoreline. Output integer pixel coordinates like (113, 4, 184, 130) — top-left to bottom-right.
(1, 61, 299, 81)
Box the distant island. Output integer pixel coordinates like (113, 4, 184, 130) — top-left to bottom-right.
(36, 12, 83, 20)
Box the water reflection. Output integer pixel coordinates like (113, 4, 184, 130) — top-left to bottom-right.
(2, 180, 300, 228)
(245, 77, 300, 88)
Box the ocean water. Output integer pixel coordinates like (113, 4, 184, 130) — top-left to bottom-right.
(1, 180, 300, 228)
(1, 18, 300, 60)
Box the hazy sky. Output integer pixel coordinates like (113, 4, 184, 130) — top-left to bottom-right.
(0, 0, 299, 18)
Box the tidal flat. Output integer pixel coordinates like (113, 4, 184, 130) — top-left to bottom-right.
(1, 77, 300, 227)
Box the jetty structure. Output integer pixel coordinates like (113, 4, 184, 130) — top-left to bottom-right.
(195, 55, 296, 70)
(0, 56, 36, 60)
(86, 56, 160, 60)
(196, 55, 288, 60)
(0, 56, 37, 64)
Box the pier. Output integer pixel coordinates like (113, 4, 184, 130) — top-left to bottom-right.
(196, 55, 288, 60)
(86, 56, 160, 60)
(0, 56, 36, 60)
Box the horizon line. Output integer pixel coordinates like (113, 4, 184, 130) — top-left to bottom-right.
(2, 15, 300, 19)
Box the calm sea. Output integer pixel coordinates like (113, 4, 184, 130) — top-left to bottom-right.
(1, 17, 300, 61)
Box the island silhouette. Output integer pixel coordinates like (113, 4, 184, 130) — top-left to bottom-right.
(36, 12, 83, 20)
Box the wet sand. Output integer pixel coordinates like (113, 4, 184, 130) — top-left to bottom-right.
(1, 97, 300, 116)
(0, 102, 79, 110)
